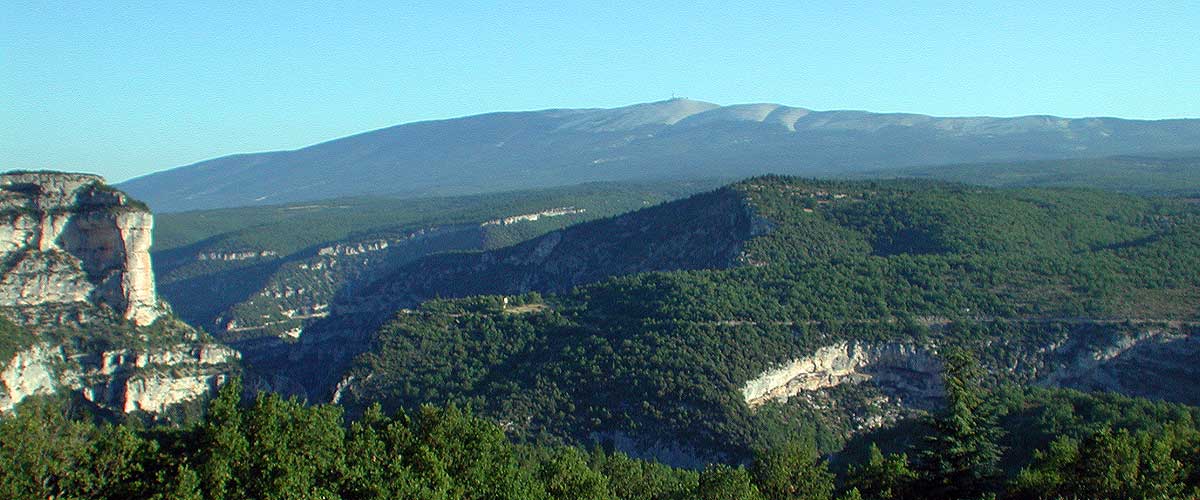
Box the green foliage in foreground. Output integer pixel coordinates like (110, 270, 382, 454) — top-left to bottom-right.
(914, 348, 1003, 500)
(0, 380, 704, 500)
(0, 386, 839, 500)
(4, 355, 1200, 500)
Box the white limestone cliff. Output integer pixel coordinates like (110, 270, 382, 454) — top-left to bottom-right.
(741, 342, 943, 409)
(0, 341, 239, 414)
(0, 172, 162, 325)
(0, 172, 239, 417)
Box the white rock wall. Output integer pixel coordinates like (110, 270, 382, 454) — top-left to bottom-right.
(741, 342, 942, 407)
(0, 172, 162, 325)
(0, 342, 239, 414)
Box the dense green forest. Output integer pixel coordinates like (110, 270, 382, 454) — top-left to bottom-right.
(330, 177, 1200, 460)
(3, 352, 1198, 500)
(861, 152, 1200, 197)
(5, 176, 1199, 498)
(357, 176, 1200, 320)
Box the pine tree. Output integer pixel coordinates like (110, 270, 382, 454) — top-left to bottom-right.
(698, 464, 765, 500)
(750, 439, 835, 500)
(845, 444, 916, 500)
(916, 347, 1002, 500)
(196, 376, 249, 500)
(537, 447, 609, 500)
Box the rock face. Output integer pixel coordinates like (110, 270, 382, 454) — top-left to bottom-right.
(740, 342, 944, 409)
(739, 323, 1200, 430)
(0, 172, 238, 417)
(0, 172, 161, 325)
(0, 341, 239, 415)
(1035, 324, 1200, 406)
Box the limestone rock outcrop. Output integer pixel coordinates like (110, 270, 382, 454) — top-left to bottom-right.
(0, 341, 239, 415)
(0, 172, 239, 417)
(0, 172, 161, 325)
(740, 342, 944, 409)
(739, 323, 1200, 430)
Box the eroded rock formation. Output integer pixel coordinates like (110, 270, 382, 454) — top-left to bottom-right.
(741, 342, 944, 410)
(0, 172, 238, 417)
(740, 323, 1200, 430)
(0, 172, 161, 325)
(0, 341, 238, 414)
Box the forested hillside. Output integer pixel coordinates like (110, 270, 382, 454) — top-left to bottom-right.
(6, 175, 1199, 499)
(152, 180, 716, 340)
(4, 361, 1198, 500)
(866, 152, 1200, 196)
(326, 177, 1200, 463)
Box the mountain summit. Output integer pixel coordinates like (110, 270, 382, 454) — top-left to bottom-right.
(118, 99, 1200, 212)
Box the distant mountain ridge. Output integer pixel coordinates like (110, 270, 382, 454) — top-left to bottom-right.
(118, 99, 1200, 212)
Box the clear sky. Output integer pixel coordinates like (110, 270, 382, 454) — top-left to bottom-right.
(3, 1, 1198, 182)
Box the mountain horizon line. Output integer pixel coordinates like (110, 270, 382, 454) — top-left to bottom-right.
(116, 97, 1200, 213)
(135, 97, 1200, 176)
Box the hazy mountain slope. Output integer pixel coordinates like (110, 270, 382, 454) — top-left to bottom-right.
(862, 152, 1200, 195)
(152, 180, 715, 341)
(118, 99, 1200, 212)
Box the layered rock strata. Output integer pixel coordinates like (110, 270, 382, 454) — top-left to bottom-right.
(0, 172, 161, 325)
(0, 342, 239, 414)
(0, 172, 237, 417)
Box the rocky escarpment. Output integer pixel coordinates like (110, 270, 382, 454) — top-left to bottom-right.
(739, 321, 1200, 431)
(0, 340, 238, 415)
(198, 250, 278, 261)
(481, 207, 586, 226)
(347, 188, 765, 316)
(0, 172, 162, 325)
(151, 182, 706, 348)
(209, 224, 482, 341)
(741, 342, 944, 409)
(1034, 322, 1200, 406)
(0, 172, 238, 417)
(214, 209, 599, 341)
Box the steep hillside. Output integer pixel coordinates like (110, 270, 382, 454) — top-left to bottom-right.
(153, 180, 714, 340)
(118, 99, 1200, 212)
(346, 187, 767, 315)
(325, 177, 1200, 463)
(0, 172, 237, 419)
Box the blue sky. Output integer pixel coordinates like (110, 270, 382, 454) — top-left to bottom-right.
(3, 1, 1198, 182)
